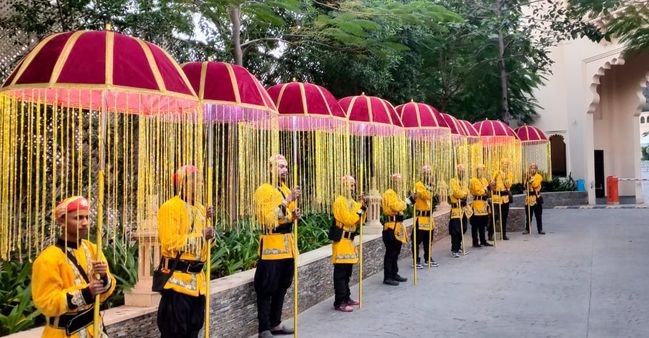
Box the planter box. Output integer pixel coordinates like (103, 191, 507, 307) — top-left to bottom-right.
(512, 191, 587, 208)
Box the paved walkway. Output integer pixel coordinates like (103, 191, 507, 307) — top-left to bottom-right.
(295, 209, 649, 338)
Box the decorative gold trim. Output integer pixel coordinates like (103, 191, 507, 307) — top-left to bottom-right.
(8, 32, 64, 86)
(224, 63, 241, 104)
(275, 83, 288, 110)
(49, 31, 85, 84)
(199, 62, 207, 100)
(202, 99, 277, 114)
(298, 82, 308, 115)
(413, 101, 422, 128)
(105, 31, 114, 86)
(154, 43, 198, 97)
(314, 84, 333, 116)
(136, 39, 166, 92)
(0, 83, 198, 103)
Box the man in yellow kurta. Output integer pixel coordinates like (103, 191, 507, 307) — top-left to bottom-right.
(524, 163, 545, 235)
(470, 164, 493, 248)
(253, 154, 300, 338)
(490, 158, 513, 241)
(156, 165, 215, 338)
(331, 175, 366, 312)
(408, 165, 438, 269)
(32, 196, 116, 338)
(382, 173, 408, 286)
(449, 164, 469, 258)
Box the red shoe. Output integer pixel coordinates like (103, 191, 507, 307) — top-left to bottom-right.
(334, 304, 354, 312)
(346, 299, 360, 306)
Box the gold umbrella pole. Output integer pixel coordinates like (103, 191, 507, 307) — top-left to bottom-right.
(292, 129, 299, 338)
(205, 120, 214, 338)
(427, 194, 434, 269)
(94, 93, 108, 336)
(491, 193, 497, 247)
(412, 150, 417, 285)
(358, 140, 364, 308)
(498, 194, 503, 240)
(526, 161, 531, 235)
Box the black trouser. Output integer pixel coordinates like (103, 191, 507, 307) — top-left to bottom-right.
(411, 224, 432, 264)
(157, 290, 205, 338)
(382, 228, 402, 280)
(525, 203, 543, 233)
(333, 263, 353, 307)
(489, 202, 510, 238)
(449, 216, 468, 253)
(470, 215, 488, 246)
(254, 258, 294, 333)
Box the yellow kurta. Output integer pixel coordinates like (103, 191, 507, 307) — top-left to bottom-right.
(254, 182, 298, 260)
(492, 170, 513, 204)
(331, 196, 366, 264)
(413, 181, 434, 231)
(470, 177, 490, 216)
(157, 195, 210, 297)
(32, 240, 116, 338)
(525, 173, 543, 206)
(449, 178, 468, 219)
(382, 189, 408, 243)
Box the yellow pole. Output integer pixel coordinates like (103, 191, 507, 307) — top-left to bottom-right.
(498, 193, 503, 240)
(205, 118, 214, 338)
(459, 200, 467, 256)
(526, 162, 531, 235)
(427, 187, 434, 269)
(94, 97, 108, 336)
(358, 131, 365, 308)
(358, 160, 364, 308)
(292, 129, 299, 338)
(412, 152, 417, 285)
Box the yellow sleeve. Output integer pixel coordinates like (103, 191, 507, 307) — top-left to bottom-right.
(470, 178, 485, 196)
(451, 179, 467, 199)
(157, 201, 192, 254)
(385, 190, 406, 213)
(505, 172, 513, 189)
(254, 184, 284, 227)
(31, 250, 81, 317)
(532, 174, 542, 190)
(333, 196, 361, 227)
(89, 244, 117, 303)
(491, 170, 500, 182)
(415, 182, 432, 201)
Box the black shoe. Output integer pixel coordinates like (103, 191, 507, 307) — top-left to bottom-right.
(522, 230, 530, 234)
(503, 235, 509, 240)
(394, 275, 408, 282)
(383, 279, 399, 286)
(481, 242, 493, 247)
(271, 325, 294, 335)
(538, 231, 546, 235)
(259, 330, 273, 338)
(473, 244, 481, 248)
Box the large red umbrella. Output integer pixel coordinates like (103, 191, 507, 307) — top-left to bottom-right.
(267, 80, 347, 333)
(0, 29, 199, 335)
(473, 119, 522, 184)
(515, 125, 551, 180)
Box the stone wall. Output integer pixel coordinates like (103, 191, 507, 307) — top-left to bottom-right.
(512, 191, 588, 208)
(102, 210, 451, 338)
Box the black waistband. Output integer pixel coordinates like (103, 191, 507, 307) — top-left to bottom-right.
(498, 190, 509, 194)
(48, 307, 94, 335)
(273, 223, 293, 234)
(528, 192, 538, 196)
(473, 196, 485, 201)
(163, 257, 204, 273)
(415, 210, 431, 216)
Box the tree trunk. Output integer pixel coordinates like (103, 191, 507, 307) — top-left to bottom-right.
(229, 6, 243, 65)
(496, 0, 510, 124)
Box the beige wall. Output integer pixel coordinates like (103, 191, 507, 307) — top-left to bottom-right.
(533, 36, 647, 203)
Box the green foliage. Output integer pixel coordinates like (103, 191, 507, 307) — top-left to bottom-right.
(0, 262, 41, 335)
(210, 213, 333, 278)
(642, 146, 649, 160)
(103, 239, 138, 308)
(510, 173, 577, 194)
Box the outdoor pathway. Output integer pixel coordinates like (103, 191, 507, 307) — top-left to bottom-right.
(294, 209, 649, 338)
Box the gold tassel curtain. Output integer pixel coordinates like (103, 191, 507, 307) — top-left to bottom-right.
(473, 120, 522, 184)
(515, 125, 552, 181)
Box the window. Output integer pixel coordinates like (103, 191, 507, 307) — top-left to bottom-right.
(642, 116, 646, 123)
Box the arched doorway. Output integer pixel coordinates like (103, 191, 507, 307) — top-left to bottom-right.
(550, 135, 567, 177)
(588, 52, 649, 203)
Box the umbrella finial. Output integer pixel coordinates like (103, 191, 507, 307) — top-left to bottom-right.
(361, 92, 365, 96)
(410, 98, 414, 102)
(292, 78, 297, 82)
(104, 22, 113, 31)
